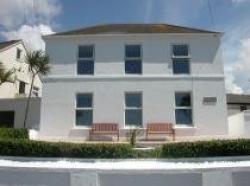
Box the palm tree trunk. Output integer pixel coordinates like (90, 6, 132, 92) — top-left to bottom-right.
(23, 74, 35, 128)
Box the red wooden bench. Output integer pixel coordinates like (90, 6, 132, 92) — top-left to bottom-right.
(146, 123, 175, 141)
(89, 123, 119, 141)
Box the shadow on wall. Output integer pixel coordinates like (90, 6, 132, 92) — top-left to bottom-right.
(0, 97, 41, 129)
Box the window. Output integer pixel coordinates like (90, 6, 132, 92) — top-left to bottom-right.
(125, 93, 142, 126)
(172, 44, 190, 74)
(75, 93, 93, 126)
(175, 92, 192, 125)
(77, 45, 94, 75)
(19, 81, 25, 94)
(32, 87, 39, 97)
(125, 45, 142, 74)
(16, 48, 22, 60)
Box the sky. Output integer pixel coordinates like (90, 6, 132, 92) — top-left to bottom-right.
(0, 0, 250, 94)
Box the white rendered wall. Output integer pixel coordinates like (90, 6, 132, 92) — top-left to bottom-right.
(45, 34, 223, 76)
(39, 33, 228, 140)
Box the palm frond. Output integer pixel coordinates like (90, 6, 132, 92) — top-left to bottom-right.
(0, 62, 15, 85)
(25, 50, 51, 76)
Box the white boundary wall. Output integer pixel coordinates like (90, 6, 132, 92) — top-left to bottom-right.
(1, 158, 250, 186)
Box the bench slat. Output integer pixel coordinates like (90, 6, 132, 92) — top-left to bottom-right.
(89, 123, 119, 141)
(146, 123, 175, 141)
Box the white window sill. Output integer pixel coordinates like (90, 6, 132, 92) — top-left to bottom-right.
(174, 125, 195, 129)
(123, 126, 144, 130)
(72, 126, 91, 130)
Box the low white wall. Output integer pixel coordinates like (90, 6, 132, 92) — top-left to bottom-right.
(228, 110, 250, 138)
(1, 159, 250, 186)
(228, 112, 245, 137)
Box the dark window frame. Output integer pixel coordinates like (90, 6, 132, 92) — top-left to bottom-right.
(172, 44, 190, 74)
(19, 81, 25, 94)
(175, 92, 193, 125)
(16, 48, 22, 60)
(75, 93, 93, 127)
(77, 45, 95, 75)
(125, 92, 143, 127)
(125, 45, 142, 74)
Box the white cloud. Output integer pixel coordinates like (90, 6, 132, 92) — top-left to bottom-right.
(1, 24, 54, 51)
(223, 35, 250, 94)
(225, 66, 244, 94)
(232, 0, 250, 3)
(0, 0, 61, 29)
(0, 0, 61, 51)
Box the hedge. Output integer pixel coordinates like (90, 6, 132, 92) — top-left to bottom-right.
(1, 138, 250, 158)
(161, 139, 250, 158)
(0, 128, 28, 139)
(0, 139, 135, 158)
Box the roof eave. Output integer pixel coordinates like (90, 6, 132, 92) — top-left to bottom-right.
(43, 32, 223, 40)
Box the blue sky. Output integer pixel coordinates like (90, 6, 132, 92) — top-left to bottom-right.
(0, 0, 250, 93)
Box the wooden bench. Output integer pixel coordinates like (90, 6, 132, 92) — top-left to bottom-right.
(89, 123, 119, 141)
(146, 123, 175, 141)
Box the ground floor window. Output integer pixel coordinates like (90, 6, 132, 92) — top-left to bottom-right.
(32, 86, 39, 97)
(125, 92, 142, 127)
(75, 93, 93, 126)
(175, 92, 193, 125)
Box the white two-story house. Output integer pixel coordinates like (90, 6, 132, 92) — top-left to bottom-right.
(39, 24, 228, 141)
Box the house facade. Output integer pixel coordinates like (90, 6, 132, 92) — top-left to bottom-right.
(0, 40, 42, 98)
(39, 24, 228, 141)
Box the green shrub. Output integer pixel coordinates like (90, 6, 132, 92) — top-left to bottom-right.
(0, 139, 134, 158)
(161, 139, 250, 158)
(0, 128, 28, 139)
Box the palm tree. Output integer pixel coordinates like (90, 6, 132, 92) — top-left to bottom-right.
(23, 50, 50, 128)
(0, 62, 15, 85)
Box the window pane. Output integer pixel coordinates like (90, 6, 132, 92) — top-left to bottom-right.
(125, 60, 142, 74)
(77, 94, 92, 108)
(126, 93, 142, 107)
(125, 45, 141, 58)
(125, 109, 142, 126)
(175, 109, 192, 125)
(77, 60, 94, 74)
(19, 81, 25, 94)
(76, 110, 93, 126)
(173, 45, 188, 56)
(175, 93, 191, 107)
(173, 58, 190, 74)
(79, 45, 94, 58)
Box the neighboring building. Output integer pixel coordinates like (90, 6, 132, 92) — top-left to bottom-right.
(227, 94, 250, 137)
(227, 93, 250, 116)
(0, 40, 42, 128)
(0, 97, 41, 129)
(0, 40, 42, 98)
(39, 24, 228, 141)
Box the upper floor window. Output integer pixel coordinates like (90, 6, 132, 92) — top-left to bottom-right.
(172, 44, 190, 74)
(16, 48, 22, 60)
(175, 92, 192, 125)
(125, 92, 142, 127)
(75, 93, 93, 126)
(77, 45, 94, 75)
(19, 81, 25, 94)
(125, 45, 142, 74)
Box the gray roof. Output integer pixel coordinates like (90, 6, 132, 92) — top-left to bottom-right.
(0, 40, 21, 51)
(52, 24, 220, 36)
(227, 94, 250, 104)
